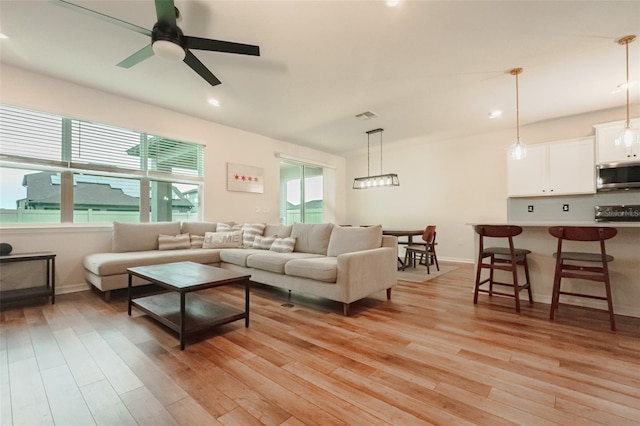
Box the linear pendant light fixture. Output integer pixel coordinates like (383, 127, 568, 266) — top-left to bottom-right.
(615, 35, 639, 148)
(508, 67, 527, 160)
(353, 128, 400, 189)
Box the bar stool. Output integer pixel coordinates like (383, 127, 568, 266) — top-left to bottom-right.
(473, 225, 533, 313)
(548, 226, 617, 331)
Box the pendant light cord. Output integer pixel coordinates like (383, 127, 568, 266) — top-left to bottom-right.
(625, 37, 630, 128)
(367, 132, 370, 177)
(515, 70, 520, 143)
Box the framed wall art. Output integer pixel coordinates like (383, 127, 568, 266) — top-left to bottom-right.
(227, 162, 264, 193)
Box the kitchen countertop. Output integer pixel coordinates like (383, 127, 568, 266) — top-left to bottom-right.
(466, 221, 640, 228)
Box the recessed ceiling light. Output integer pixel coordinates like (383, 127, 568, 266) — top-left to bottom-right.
(611, 81, 637, 94)
(0, 33, 9, 40)
(208, 98, 220, 107)
(488, 110, 503, 119)
(386, 0, 402, 7)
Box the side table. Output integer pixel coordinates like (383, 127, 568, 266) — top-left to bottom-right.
(0, 252, 56, 307)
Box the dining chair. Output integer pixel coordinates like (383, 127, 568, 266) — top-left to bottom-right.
(473, 225, 532, 313)
(402, 225, 439, 273)
(548, 226, 618, 331)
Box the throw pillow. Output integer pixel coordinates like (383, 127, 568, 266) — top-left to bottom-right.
(216, 222, 242, 232)
(252, 235, 277, 250)
(242, 223, 266, 248)
(158, 233, 191, 250)
(270, 237, 296, 253)
(190, 235, 204, 249)
(203, 230, 243, 249)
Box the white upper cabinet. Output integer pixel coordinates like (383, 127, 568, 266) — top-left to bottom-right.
(507, 137, 595, 197)
(595, 118, 640, 164)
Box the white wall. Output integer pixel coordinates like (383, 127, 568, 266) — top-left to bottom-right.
(0, 65, 347, 292)
(345, 107, 631, 263)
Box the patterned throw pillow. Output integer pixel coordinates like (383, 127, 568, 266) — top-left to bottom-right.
(252, 235, 277, 250)
(190, 235, 204, 249)
(216, 223, 243, 232)
(158, 233, 191, 250)
(242, 223, 266, 248)
(202, 230, 243, 248)
(270, 237, 296, 253)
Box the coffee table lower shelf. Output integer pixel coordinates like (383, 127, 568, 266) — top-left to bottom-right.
(131, 292, 247, 347)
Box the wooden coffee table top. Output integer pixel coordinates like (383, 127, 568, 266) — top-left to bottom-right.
(127, 261, 250, 291)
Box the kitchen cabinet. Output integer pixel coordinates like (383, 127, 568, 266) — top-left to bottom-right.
(507, 137, 595, 197)
(595, 118, 640, 164)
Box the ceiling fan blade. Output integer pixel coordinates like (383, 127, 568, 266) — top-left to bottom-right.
(183, 50, 221, 86)
(184, 36, 260, 56)
(56, 0, 151, 37)
(117, 44, 155, 68)
(154, 0, 177, 26)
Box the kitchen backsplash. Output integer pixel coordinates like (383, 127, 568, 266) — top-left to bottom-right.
(508, 190, 640, 222)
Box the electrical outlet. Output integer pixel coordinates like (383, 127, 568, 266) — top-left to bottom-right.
(562, 204, 569, 212)
(527, 205, 534, 213)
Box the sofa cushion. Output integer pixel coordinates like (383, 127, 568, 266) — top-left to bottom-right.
(112, 221, 181, 253)
(284, 257, 338, 283)
(203, 230, 243, 248)
(264, 223, 293, 238)
(158, 233, 191, 250)
(181, 221, 217, 235)
(246, 252, 323, 274)
(270, 237, 296, 253)
(290, 223, 334, 254)
(242, 223, 266, 248)
(220, 248, 262, 267)
(327, 225, 383, 257)
(84, 248, 221, 277)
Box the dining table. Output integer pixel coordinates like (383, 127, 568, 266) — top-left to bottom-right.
(383, 229, 424, 270)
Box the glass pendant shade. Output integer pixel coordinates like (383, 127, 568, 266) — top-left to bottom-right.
(615, 125, 640, 148)
(509, 139, 527, 160)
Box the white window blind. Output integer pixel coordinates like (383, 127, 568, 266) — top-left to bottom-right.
(0, 104, 204, 179)
(0, 105, 63, 166)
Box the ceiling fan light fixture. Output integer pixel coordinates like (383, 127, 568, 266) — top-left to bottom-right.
(152, 39, 185, 61)
(507, 67, 528, 160)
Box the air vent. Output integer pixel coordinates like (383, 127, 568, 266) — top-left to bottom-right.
(355, 111, 379, 120)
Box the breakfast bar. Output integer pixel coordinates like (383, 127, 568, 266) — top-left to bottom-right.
(468, 222, 640, 319)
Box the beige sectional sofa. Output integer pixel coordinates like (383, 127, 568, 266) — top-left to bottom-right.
(83, 221, 398, 315)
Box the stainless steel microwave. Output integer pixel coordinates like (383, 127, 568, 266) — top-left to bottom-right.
(597, 162, 640, 191)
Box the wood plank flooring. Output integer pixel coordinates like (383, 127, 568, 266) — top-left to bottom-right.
(2, 262, 640, 425)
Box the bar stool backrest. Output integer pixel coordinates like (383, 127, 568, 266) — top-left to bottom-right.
(473, 225, 523, 239)
(548, 226, 617, 242)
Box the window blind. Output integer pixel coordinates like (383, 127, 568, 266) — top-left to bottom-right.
(0, 104, 204, 179)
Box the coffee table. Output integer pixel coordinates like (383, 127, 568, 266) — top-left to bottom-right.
(127, 261, 251, 350)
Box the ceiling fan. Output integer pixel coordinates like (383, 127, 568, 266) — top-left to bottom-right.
(57, 0, 260, 86)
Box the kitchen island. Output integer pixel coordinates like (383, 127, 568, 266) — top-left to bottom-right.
(468, 222, 640, 319)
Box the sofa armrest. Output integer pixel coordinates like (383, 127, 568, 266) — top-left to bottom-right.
(336, 246, 397, 303)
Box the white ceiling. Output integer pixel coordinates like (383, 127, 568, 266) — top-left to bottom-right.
(1, 1, 639, 154)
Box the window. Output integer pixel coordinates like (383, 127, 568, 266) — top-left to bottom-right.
(0, 104, 204, 225)
(279, 161, 324, 224)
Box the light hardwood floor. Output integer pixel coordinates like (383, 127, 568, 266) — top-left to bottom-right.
(2, 262, 640, 425)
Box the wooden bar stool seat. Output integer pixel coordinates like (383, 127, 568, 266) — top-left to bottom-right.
(473, 225, 533, 313)
(548, 226, 617, 331)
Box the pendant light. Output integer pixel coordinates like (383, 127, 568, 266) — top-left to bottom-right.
(615, 35, 639, 148)
(353, 128, 400, 189)
(508, 67, 527, 160)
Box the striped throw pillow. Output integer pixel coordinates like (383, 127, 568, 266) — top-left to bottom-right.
(252, 235, 277, 250)
(242, 223, 266, 248)
(270, 237, 296, 253)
